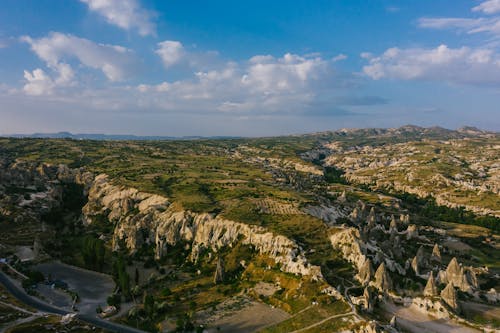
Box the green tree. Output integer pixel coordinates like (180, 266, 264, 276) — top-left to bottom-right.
(143, 293, 155, 319)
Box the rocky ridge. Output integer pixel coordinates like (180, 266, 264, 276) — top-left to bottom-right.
(314, 135, 500, 216)
(82, 174, 323, 280)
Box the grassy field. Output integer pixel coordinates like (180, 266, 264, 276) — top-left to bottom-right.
(260, 301, 351, 333)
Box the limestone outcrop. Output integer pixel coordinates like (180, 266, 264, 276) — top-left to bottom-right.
(438, 257, 474, 292)
(357, 258, 374, 285)
(0, 159, 91, 227)
(411, 256, 420, 275)
(330, 228, 367, 271)
(424, 271, 438, 297)
(441, 282, 459, 311)
(372, 263, 392, 292)
(305, 204, 344, 224)
(83, 174, 323, 280)
(389, 216, 398, 232)
(406, 225, 418, 240)
(430, 243, 441, 264)
(367, 207, 376, 227)
(412, 297, 451, 319)
(412, 246, 427, 274)
(214, 257, 225, 284)
(389, 316, 397, 328)
(363, 287, 374, 312)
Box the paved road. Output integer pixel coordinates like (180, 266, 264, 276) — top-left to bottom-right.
(0, 271, 146, 333)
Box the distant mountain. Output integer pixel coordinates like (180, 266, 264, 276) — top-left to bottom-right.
(3, 132, 241, 141)
(2, 125, 495, 141)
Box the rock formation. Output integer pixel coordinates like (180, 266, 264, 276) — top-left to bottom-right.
(83, 174, 323, 280)
(357, 258, 374, 285)
(214, 256, 225, 284)
(305, 205, 344, 225)
(330, 228, 367, 270)
(367, 207, 376, 227)
(430, 243, 441, 264)
(466, 269, 478, 289)
(411, 256, 420, 275)
(412, 297, 451, 319)
(363, 287, 374, 312)
(389, 215, 398, 232)
(337, 191, 347, 203)
(389, 316, 397, 328)
(424, 271, 438, 297)
(411, 245, 427, 275)
(373, 262, 392, 292)
(440, 257, 472, 292)
(406, 225, 418, 240)
(350, 207, 362, 222)
(441, 282, 459, 311)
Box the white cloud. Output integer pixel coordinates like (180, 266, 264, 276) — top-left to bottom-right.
(53, 63, 75, 85)
(155, 41, 185, 68)
(135, 53, 343, 114)
(362, 44, 500, 85)
(22, 32, 134, 81)
(242, 53, 327, 93)
(419, 17, 500, 35)
(332, 54, 348, 62)
(154, 40, 222, 71)
(22, 63, 75, 96)
(419, 1, 500, 36)
(80, 0, 156, 36)
(473, 0, 500, 14)
(23, 69, 55, 95)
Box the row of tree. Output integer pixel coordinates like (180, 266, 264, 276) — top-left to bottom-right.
(81, 235, 105, 271)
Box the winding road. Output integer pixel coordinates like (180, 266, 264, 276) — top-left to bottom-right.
(0, 271, 146, 333)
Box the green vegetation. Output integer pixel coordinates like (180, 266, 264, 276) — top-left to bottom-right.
(261, 300, 351, 333)
(394, 192, 500, 232)
(0, 127, 498, 332)
(112, 255, 131, 299)
(324, 166, 348, 185)
(82, 235, 106, 271)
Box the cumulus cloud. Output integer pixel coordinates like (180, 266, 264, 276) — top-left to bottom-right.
(362, 44, 500, 85)
(154, 40, 222, 71)
(242, 53, 328, 93)
(155, 41, 185, 68)
(22, 62, 75, 96)
(473, 0, 500, 14)
(23, 69, 55, 96)
(21, 32, 134, 82)
(80, 0, 156, 36)
(135, 52, 357, 115)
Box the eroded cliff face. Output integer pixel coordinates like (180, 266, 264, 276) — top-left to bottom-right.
(82, 174, 323, 280)
(329, 228, 367, 273)
(0, 159, 92, 224)
(329, 226, 405, 290)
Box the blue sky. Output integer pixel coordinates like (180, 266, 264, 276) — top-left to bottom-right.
(0, 0, 499, 136)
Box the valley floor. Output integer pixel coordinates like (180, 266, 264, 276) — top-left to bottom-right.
(383, 301, 480, 333)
